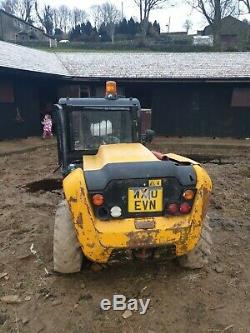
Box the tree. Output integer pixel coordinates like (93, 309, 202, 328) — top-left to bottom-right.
(98, 22, 110, 41)
(183, 18, 193, 33)
(127, 17, 140, 37)
(35, 2, 54, 35)
(133, 0, 170, 38)
(1, 0, 18, 14)
(72, 7, 87, 28)
(117, 18, 128, 34)
(52, 7, 59, 29)
(84, 21, 93, 36)
(55, 5, 72, 33)
(153, 20, 161, 34)
(99, 2, 121, 43)
(69, 24, 81, 41)
(54, 27, 63, 40)
(1, 0, 34, 22)
(15, 0, 34, 22)
(239, 0, 250, 12)
(186, 0, 238, 49)
(90, 5, 102, 29)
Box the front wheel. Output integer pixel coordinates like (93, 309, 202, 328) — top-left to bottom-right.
(53, 200, 83, 273)
(178, 216, 212, 269)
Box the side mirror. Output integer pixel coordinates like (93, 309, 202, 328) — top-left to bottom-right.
(145, 129, 155, 143)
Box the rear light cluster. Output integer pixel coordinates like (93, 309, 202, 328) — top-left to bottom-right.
(91, 193, 122, 219)
(166, 189, 195, 216)
(91, 189, 195, 220)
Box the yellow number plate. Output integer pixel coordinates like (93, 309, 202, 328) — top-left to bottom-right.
(148, 179, 162, 187)
(128, 187, 163, 213)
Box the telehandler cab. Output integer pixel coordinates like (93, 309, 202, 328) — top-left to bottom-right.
(53, 81, 212, 273)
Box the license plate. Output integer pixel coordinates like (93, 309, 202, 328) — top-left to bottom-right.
(128, 187, 163, 213)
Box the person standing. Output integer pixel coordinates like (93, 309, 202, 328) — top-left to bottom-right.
(41, 114, 53, 139)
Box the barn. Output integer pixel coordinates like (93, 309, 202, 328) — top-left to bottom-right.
(0, 40, 250, 140)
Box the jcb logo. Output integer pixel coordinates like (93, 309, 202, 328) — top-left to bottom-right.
(148, 179, 162, 187)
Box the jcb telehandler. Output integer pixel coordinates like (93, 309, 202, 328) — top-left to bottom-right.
(53, 81, 212, 273)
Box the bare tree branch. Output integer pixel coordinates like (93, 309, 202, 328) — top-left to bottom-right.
(99, 2, 121, 43)
(90, 5, 102, 29)
(133, 0, 172, 38)
(35, 1, 54, 35)
(239, 0, 250, 12)
(16, 0, 34, 22)
(1, 0, 18, 15)
(1, 0, 34, 22)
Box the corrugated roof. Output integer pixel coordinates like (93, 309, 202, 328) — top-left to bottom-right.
(57, 52, 250, 80)
(0, 40, 250, 80)
(0, 41, 68, 76)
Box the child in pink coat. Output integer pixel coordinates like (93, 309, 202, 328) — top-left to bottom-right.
(42, 114, 53, 139)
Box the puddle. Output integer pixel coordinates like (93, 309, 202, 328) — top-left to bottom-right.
(25, 179, 62, 193)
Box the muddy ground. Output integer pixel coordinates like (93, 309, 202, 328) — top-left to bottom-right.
(0, 139, 250, 333)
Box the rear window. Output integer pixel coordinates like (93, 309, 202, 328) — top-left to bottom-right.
(70, 109, 132, 151)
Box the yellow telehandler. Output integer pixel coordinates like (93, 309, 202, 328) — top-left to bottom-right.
(53, 81, 212, 273)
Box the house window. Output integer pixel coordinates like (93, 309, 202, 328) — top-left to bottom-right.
(0, 83, 14, 103)
(231, 88, 250, 107)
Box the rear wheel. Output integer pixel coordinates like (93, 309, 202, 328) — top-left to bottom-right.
(53, 200, 83, 273)
(178, 216, 212, 269)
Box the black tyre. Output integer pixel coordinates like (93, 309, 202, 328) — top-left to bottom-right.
(53, 200, 83, 273)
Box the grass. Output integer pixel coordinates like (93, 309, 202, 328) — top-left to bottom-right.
(19, 42, 217, 53)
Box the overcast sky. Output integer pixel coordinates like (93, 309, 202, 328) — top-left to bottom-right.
(39, 0, 249, 33)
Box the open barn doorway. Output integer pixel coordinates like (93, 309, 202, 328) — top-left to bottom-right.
(125, 84, 153, 109)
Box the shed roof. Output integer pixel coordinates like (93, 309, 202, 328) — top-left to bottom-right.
(57, 52, 250, 80)
(0, 41, 68, 76)
(0, 40, 250, 81)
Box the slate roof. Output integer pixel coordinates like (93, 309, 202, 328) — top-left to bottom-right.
(0, 9, 43, 32)
(0, 41, 68, 76)
(57, 52, 250, 80)
(0, 9, 56, 39)
(0, 40, 250, 80)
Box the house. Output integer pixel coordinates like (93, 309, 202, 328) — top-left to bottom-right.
(203, 15, 250, 50)
(0, 41, 250, 139)
(0, 9, 56, 46)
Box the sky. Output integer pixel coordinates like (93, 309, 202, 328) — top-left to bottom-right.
(38, 0, 208, 33)
(39, 0, 250, 34)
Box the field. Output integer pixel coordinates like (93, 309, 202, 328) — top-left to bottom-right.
(0, 138, 250, 333)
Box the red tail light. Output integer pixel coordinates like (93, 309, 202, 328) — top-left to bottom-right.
(180, 202, 191, 214)
(92, 194, 104, 206)
(167, 203, 179, 215)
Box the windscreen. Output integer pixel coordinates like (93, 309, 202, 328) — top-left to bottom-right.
(70, 109, 133, 151)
